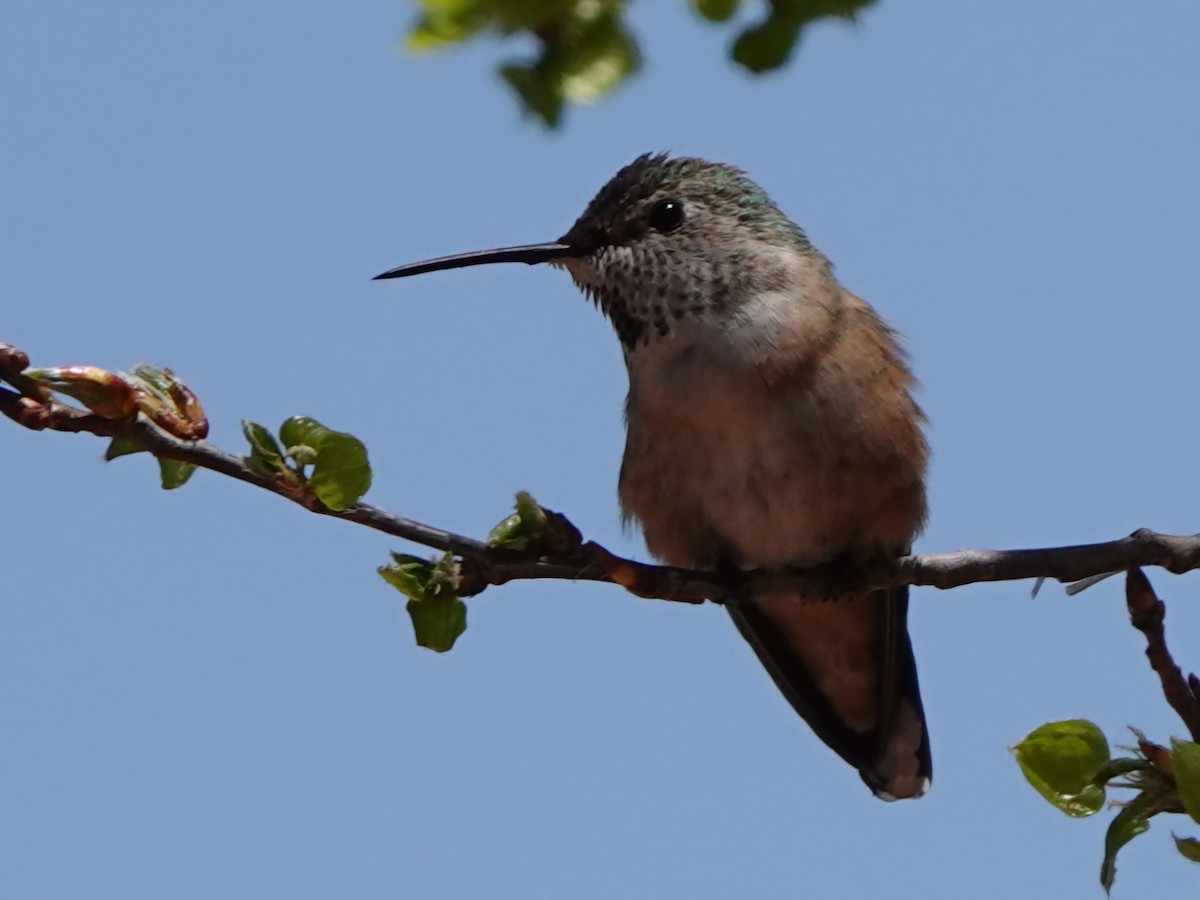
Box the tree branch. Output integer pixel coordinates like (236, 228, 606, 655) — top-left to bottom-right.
(6, 340, 1200, 605)
(1124, 568, 1200, 743)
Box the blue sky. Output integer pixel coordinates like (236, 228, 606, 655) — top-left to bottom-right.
(3, 1, 1200, 897)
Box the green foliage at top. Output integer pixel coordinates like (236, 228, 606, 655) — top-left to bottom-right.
(404, 0, 877, 126)
(731, 0, 873, 72)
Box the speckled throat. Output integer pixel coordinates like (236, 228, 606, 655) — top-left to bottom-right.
(564, 240, 817, 351)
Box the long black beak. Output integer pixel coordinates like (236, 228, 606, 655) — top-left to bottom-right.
(373, 241, 581, 280)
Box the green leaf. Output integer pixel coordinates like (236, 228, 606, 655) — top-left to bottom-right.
(515, 490, 544, 524)
(378, 553, 432, 599)
(279, 415, 372, 511)
(1013, 719, 1110, 817)
(731, 13, 803, 74)
(400, 0, 877, 128)
(158, 458, 196, 490)
(1175, 834, 1200, 863)
(308, 429, 371, 511)
(499, 5, 639, 126)
(1172, 739, 1200, 823)
(487, 490, 549, 551)
(103, 433, 191, 486)
(379, 552, 467, 653)
(500, 62, 564, 127)
(557, 9, 640, 104)
(1100, 795, 1151, 893)
(729, 0, 876, 74)
(407, 0, 489, 51)
(279, 415, 325, 457)
(405, 594, 467, 653)
(241, 419, 286, 476)
(104, 437, 144, 461)
(693, 0, 741, 22)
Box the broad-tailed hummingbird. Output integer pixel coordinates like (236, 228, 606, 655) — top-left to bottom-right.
(375, 153, 931, 799)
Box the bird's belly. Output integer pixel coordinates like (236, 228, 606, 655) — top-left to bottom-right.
(618, 320, 923, 571)
(621, 399, 858, 570)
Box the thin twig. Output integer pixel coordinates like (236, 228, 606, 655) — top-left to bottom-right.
(1124, 568, 1200, 742)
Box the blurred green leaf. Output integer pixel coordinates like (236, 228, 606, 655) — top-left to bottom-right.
(158, 458, 196, 490)
(241, 419, 286, 476)
(487, 490, 549, 551)
(1013, 719, 1110, 817)
(104, 437, 144, 461)
(1100, 795, 1151, 893)
(693, 0, 741, 23)
(731, 12, 802, 73)
(490, 0, 565, 33)
(1175, 834, 1200, 863)
(1172, 739, 1200, 824)
(279, 415, 372, 511)
(402, 0, 878, 126)
(379, 552, 467, 653)
(500, 63, 565, 127)
(499, 3, 640, 126)
(731, 0, 876, 74)
(557, 8, 640, 103)
(408, 0, 489, 51)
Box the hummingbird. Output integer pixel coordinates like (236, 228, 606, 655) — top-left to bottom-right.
(375, 153, 931, 800)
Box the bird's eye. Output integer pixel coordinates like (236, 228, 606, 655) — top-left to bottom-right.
(649, 199, 685, 233)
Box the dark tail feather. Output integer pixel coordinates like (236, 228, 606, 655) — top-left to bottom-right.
(727, 585, 931, 800)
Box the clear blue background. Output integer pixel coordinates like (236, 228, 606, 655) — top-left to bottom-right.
(3, 1, 1200, 897)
